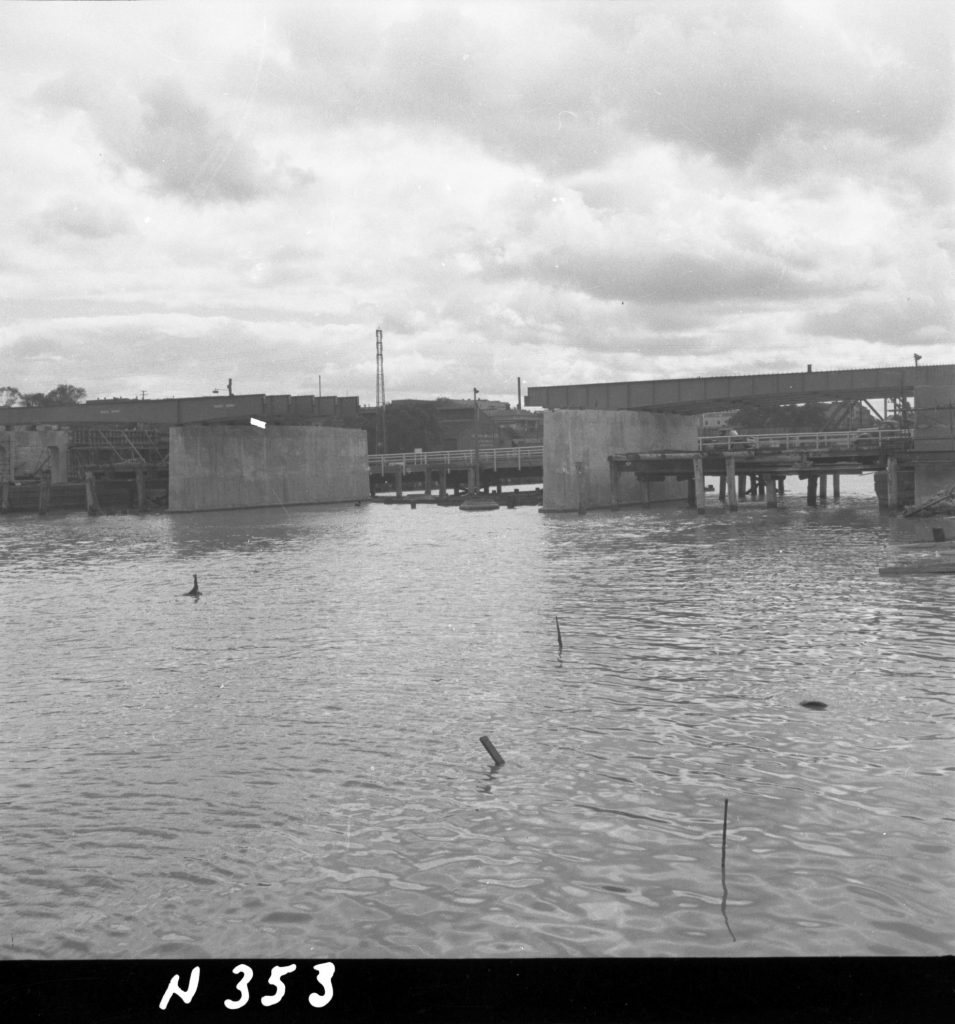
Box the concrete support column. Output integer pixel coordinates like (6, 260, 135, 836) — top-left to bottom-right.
(393, 470, 403, 499)
(718, 475, 726, 502)
(687, 475, 696, 506)
(438, 469, 447, 497)
(738, 473, 747, 499)
(693, 455, 705, 514)
(422, 469, 432, 496)
(832, 474, 840, 500)
(886, 456, 899, 510)
(0, 480, 8, 513)
(819, 474, 827, 500)
(724, 455, 738, 511)
(807, 473, 818, 506)
(757, 475, 765, 498)
(766, 473, 778, 508)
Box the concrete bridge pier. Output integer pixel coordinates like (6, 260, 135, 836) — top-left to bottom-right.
(832, 474, 840, 500)
(422, 469, 432, 496)
(437, 469, 448, 497)
(806, 473, 818, 506)
(819, 474, 828, 501)
(766, 474, 778, 508)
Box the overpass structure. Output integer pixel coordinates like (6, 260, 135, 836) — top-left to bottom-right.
(525, 364, 954, 414)
(525, 364, 955, 512)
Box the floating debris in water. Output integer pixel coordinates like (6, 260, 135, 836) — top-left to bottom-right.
(800, 700, 828, 710)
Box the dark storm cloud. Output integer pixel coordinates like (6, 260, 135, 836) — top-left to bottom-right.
(267, 1, 952, 176)
(802, 295, 953, 346)
(32, 198, 132, 241)
(35, 73, 267, 203)
(508, 248, 831, 304)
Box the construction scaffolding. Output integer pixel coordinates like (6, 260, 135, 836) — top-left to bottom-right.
(67, 426, 170, 481)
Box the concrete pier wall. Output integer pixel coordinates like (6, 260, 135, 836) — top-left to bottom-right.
(542, 409, 698, 512)
(912, 381, 955, 505)
(2, 427, 70, 483)
(168, 424, 369, 512)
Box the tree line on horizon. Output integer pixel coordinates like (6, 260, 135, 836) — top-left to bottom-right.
(1, 384, 87, 407)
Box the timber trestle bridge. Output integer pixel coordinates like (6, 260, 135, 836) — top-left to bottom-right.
(368, 445, 544, 498)
(611, 428, 914, 511)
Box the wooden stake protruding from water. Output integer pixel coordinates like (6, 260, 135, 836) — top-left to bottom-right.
(555, 616, 563, 655)
(480, 735, 505, 767)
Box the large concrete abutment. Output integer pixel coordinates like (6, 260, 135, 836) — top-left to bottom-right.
(168, 424, 369, 512)
(912, 381, 955, 506)
(542, 409, 699, 512)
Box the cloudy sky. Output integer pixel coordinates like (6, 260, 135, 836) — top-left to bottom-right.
(1, 1, 952, 406)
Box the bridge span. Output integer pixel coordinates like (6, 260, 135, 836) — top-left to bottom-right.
(526, 364, 955, 414)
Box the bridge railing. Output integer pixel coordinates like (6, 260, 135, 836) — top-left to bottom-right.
(368, 445, 544, 475)
(699, 429, 912, 453)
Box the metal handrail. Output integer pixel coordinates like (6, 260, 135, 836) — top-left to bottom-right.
(698, 429, 912, 452)
(368, 445, 544, 474)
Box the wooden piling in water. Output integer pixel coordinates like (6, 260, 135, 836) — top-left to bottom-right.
(84, 471, 101, 516)
(480, 735, 505, 767)
(765, 473, 778, 508)
(725, 455, 738, 511)
(693, 454, 705, 514)
(832, 474, 840, 500)
(38, 470, 51, 515)
(886, 456, 899, 510)
(819, 474, 827, 500)
(807, 473, 818, 506)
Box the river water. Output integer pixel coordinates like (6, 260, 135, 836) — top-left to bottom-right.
(1, 476, 953, 960)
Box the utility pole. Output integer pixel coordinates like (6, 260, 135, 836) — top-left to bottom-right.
(375, 327, 386, 454)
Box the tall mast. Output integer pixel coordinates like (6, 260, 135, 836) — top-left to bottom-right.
(375, 327, 386, 454)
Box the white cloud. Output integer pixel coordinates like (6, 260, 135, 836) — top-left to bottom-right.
(0, 0, 951, 406)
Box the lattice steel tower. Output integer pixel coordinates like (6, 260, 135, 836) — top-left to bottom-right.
(375, 327, 386, 453)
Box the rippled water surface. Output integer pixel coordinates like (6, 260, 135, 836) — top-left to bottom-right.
(2, 479, 954, 959)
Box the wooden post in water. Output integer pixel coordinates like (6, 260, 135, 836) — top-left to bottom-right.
(725, 455, 738, 511)
(38, 469, 51, 515)
(738, 473, 747, 499)
(687, 473, 696, 507)
(1, 479, 8, 513)
(765, 473, 778, 508)
(832, 473, 840, 500)
(693, 454, 705, 514)
(438, 469, 447, 498)
(422, 468, 432, 496)
(85, 470, 101, 516)
(392, 469, 403, 499)
(718, 475, 726, 502)
(819, 474, 827, 500)
(807, 473, 818, 506)
(480, 735, 505, 767)
(886, 456, 899, 509)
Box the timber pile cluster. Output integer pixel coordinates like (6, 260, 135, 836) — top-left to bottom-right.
(903, 485, 955, 518)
